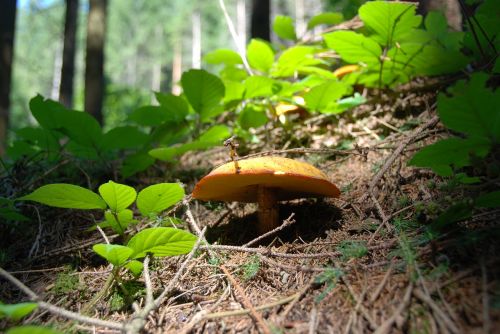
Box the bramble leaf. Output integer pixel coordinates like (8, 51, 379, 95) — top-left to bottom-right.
(0, 302, 38, 321)
(127, 227, 197, 259)
(98, 181, 137, 212)
(18, 184, 106, 210)
(307, 12, 343, 29)
(92, 244, 133, 267)
(137, 183, 185, 216)
(203, 49, 242, 66)
(273, 15, 296, 40)
(323, 30, 381, 65)
(247, 39, 274, 73)
(181, 69, 225, 117)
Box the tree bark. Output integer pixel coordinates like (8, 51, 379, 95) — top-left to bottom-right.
(250, 0, 270, 41)
(191, 10, 201, 69)
(60, 0, 79, 108)
(171, 40, 182, 95)
(0, 0, 16, 156)
(418, 0, 462, 31)
(84, 0, 107, 125)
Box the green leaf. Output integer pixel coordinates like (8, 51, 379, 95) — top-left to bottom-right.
(0, 302, 38, 321)
(324, 30, 381, 65)
(238, 104, 269, 130)
(6, 326, 62, 334)
(154, 93, 189, 123)
(181, 69, 225, 117)
(272, 46, 322, 77)
(127, 227, 197, 259)
(273, 15, 296, 40)
(137, 183, 185, 216)
(304, 80, 350, 112)
(475, 191, 500, 208)
(409, 137, 491, 176)
(18, 184, 106, 209)
(438, 73, 500, 143)
(244, 76, 274, 99)
(98, 181, 137, 212)
(223, 80, 245, 103)
(101, 126, 149, 150)
(203, 49, 242, 66)
(307, 12, 343, 29)
(92, 244, 133, 266)
(247, 39, 274, 73)
(103, 209, 134, 235)
(121, 152, 156, 178)
(359, 1, 422, 46)
(125, 260, 143, 276)
(149, 125, 230, 162)
(15, 127, 59, 153)
(128, 106, 170, 127)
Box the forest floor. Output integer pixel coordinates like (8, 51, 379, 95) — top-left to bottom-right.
(1, 79, 499, 333)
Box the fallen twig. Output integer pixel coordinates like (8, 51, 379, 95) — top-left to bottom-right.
(0, 267, 123, 330)
(374, 282, 413, 334)
(220, 264, 272, 334)
(243, 213, 296, 247)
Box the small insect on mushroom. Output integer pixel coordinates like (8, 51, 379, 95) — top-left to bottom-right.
(192, 156, 340, 234)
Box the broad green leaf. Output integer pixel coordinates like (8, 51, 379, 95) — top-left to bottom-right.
(238, 105, 269, 129)
(359, 1, 422, 46)
(127, 227, 197, 259)
(0, 302, 38, 321)
(128, 106, 170, 126)
(6, 140, 38, 160)
(103, 209, 134, 235)
(247, 39, 274, 73)
(307, 12, 343, 29)
(125, 260, 143, 276)
(137, 183, 185, 216)
(18, 184, 106, 209)
(272, 46, 322, 77)
(438, 73, 500, 143)
(181, 69, 225, 116)
(154, 93, 189, 123)
(16, 127, 59, 153)
(244, 76, 274, 99)
(223, 80, 245, 103)
(220, 65, 248, 82)
(409, 137, 491, 176)
(324, 30, 381, 65)
(98, 181, 137, 212)
(475, 191, 500, 208)
(6, 326, 62, 334)
(101, 126, 149, 150)
(304, 80, 350, 112)
(149, 125, 230, 162)
(92, 244, 133, 266)
(424, 11, 464, 50)
(30, 96, 103, 148)
(203, 49, 242, 66)
(273, 15, 297, 40)
(121, 152, 156, 178)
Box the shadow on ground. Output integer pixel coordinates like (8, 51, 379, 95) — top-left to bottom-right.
(205, 199, 343, 245)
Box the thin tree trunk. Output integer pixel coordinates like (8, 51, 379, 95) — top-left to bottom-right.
(295, 0, 306, 38)
(51, 42, 62, 100)
(237, 0, 247, 50)
(251, 0, 270, 41)
(59, 0, 78, 108)
(171, 40, 182, 95)
(191, 10, 201, 69)
(0, 0, 16, 156)
(84, 0, 107, 125)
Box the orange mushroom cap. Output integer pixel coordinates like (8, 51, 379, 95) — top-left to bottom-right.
(192, 156, 340, 203)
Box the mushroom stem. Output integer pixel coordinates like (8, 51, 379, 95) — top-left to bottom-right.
(257, 186, 279, 233)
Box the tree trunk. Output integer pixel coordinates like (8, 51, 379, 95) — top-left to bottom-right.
(236, 0, 247, 50)
(59, 0, 78, 108)
(250, 0, 270, 41)
(171, 40, 182, 95)
(191, 10, 201, 69)
(0, 0, 16, 156)
(84, 0, 107, 125)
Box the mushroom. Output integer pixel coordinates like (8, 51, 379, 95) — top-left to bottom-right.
(192, 156, 340, 233)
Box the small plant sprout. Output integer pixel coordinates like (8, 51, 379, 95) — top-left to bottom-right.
(192, 156, 340, 233)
